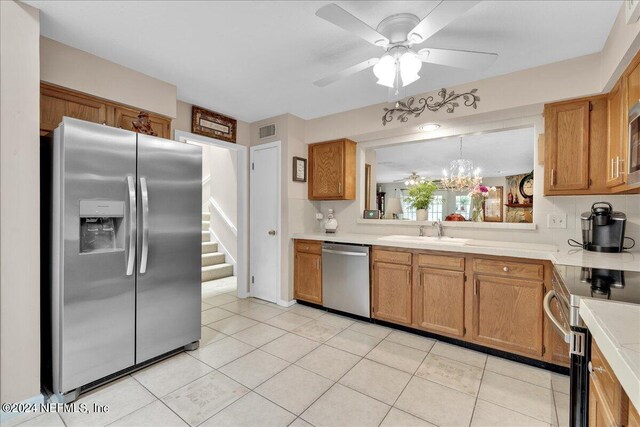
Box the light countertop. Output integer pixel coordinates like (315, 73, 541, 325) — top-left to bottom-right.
(291, 232, 640, 272)
(580, 300, 640, 411)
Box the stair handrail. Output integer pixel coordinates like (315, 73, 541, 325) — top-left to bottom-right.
(208, 196, 237, 236)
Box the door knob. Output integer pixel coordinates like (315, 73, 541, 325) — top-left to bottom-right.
(268, 230, 277, 236)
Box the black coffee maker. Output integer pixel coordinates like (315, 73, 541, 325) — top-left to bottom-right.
(579, 202, 634, 253)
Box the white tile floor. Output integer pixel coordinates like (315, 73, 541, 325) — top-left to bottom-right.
(12, 278, 569, 427)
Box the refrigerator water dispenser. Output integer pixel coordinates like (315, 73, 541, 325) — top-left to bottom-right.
(79, 200, 124, 253)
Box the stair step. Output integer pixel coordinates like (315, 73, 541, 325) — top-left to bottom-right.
(202, 263, 233, 282)
(202, 221, 210, 231)
(202, 252, 225, 266)
(202, 212, 210, 221)
(202, 241, 218, 253)
(201, 231, 210, 242)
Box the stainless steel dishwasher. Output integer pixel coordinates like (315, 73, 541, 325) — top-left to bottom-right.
(322, 243, 370, 318)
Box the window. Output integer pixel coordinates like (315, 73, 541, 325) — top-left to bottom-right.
(399, 191, 443, 221)
(427, 195, 443, 221)
(400, 189, 416, 220)
(455, 195, 471, 220)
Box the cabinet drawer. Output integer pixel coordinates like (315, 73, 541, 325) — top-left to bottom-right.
(473, 258, 543, 280)
(373, 248, 412, 265)
(591, 340, 626, 422)
(295, 240, 322, 255)
(417, 253, 465, 271)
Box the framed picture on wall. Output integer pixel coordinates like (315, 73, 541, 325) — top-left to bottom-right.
(192, 106, 237, 143)
(293, 156, 307, 182)
(484, 186, 503, 222)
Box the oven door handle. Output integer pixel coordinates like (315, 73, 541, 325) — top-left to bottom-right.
(544, 290, 571, 343)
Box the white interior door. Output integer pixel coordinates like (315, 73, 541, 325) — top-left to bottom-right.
(250, 142, 280, 303)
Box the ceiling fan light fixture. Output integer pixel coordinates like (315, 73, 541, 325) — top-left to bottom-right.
(399, 50, 422, 86)
(373, 54, 396, 88)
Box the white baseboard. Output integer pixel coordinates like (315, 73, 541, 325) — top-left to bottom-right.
(277, 299, 296, 307)
(0, 393, 45, 423)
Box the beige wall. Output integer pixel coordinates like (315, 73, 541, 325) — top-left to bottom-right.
(0, 1, 41, 404)
(40, 37, 177, 118)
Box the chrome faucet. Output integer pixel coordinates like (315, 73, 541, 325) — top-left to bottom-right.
(418, 225, 426, 237)
(433, 220, 444, 238)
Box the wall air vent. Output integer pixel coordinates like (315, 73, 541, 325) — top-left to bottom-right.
(259, 123, 276, 139)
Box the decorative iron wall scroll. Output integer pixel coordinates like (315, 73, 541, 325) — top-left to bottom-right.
(382, 88, 480, 126)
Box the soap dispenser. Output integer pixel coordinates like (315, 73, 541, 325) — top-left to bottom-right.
(325, 209, 338, 234)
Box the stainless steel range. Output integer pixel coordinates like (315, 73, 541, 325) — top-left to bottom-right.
(545, 264, 640, 427)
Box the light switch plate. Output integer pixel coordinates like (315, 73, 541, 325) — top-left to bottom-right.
(547, 213, 567, 229)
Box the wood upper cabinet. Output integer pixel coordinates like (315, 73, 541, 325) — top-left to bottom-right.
(372, 248, 412, 325)
(544, 96, 609, 195)
(414, 266, 465, 337)
(544, 99, 591, 192)
(293, 240, 322, 304)
(41, 83, 172, 139)
(607, 80, 626, 188)
(471, 273, 544, 357)
(41, 84, 107, 135)
(113, 105, 171, 139)
(308, 139, 356, 200)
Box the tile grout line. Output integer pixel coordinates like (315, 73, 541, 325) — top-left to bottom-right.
(468, 350, 489, 427)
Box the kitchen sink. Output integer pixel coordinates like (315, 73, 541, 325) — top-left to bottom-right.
(378, 235, 470, 245)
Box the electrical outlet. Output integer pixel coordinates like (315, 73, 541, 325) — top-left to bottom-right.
(315, 212, 324, 220)
(547, 213, 567, 229)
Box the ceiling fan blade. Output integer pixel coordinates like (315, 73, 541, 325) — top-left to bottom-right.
(408, 1, 481, 45)
(313, 57, 379, 87)
(418, 47, 497, 69)
(316, 3, 389, 47)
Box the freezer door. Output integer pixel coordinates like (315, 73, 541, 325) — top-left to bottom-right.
(57, 118, 137, 393)
(136, 134, 202, 363)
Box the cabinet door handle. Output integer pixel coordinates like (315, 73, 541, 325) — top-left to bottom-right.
(616, 156, 620, 178)
(338, 182, 342, 194)
(503, 266, 509, 272)
(316, 258, 320, 269)
(551, 169, 556, 186)
(474, 279, 478, 295)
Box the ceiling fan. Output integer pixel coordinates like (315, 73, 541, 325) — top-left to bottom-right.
(313, 1, 498, 91)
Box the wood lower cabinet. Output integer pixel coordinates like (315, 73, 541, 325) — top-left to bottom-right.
(471, 274, 544, 357)
(414, 267, 465, 337)
(40, 83, 172, 139)
(294, 240, 322, 304)
(589, 339, 635, 427)
(589, 375, 619, 427)
(308, 139, 356, 200)
(372, 248, 412, 325)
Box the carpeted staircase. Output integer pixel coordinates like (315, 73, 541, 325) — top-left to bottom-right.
(201, 212, 233, 282)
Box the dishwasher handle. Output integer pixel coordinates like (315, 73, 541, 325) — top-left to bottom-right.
(322, 248, 368, 257)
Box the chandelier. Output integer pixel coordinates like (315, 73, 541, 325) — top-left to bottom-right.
(441, 137, 482, 192)
(373, 46, 422, 96)
(404, 172, 425, 186)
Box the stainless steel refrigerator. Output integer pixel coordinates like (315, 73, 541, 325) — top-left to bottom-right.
(41, 117, 202, 402)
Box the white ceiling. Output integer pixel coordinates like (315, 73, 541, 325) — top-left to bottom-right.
(375, 127, 534, 183)
(27, 1, 621, 122)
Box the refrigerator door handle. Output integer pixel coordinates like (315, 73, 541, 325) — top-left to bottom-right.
(140, 177, 149, 274)
(126, 175, 136, 276)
